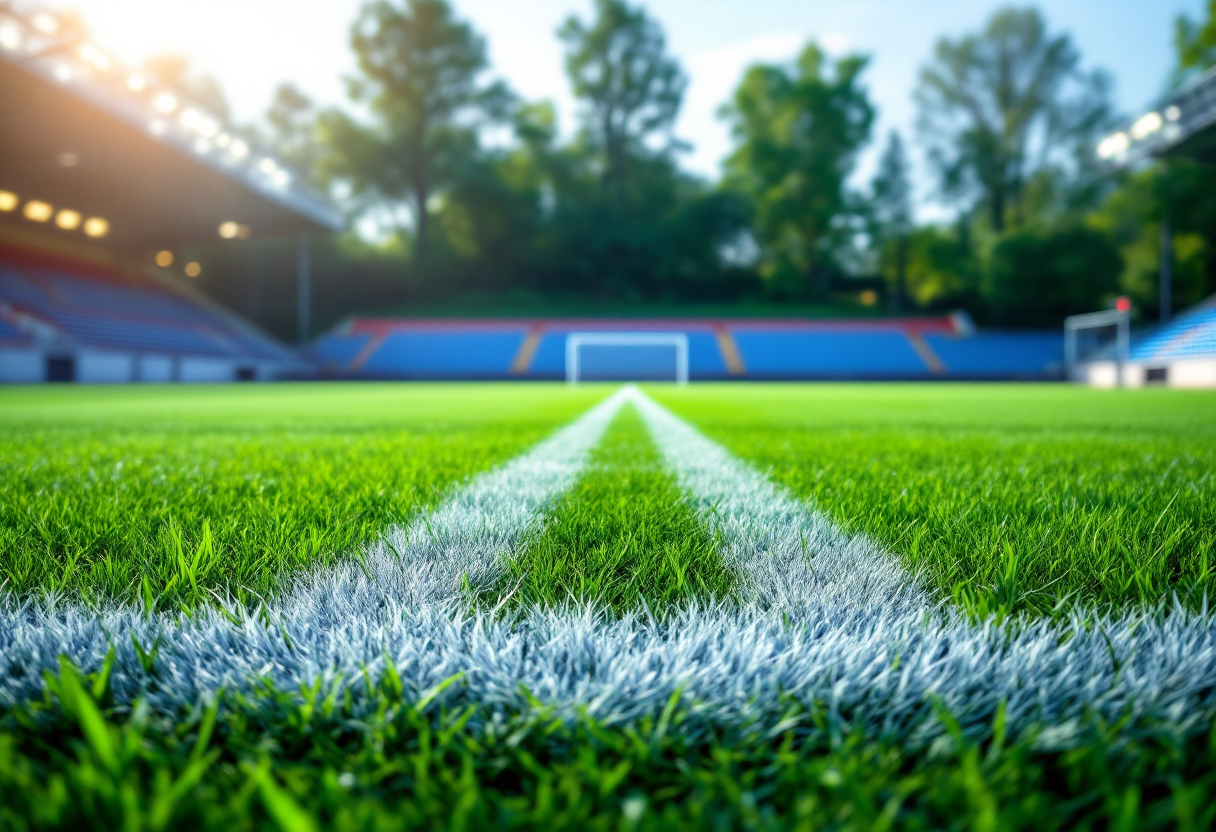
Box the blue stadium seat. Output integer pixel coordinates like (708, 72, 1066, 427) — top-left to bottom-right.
(360, 331, 524, 377)
(733, 330, 930, 377)
(1131, 304, 1216, 361)
(0, 264, 289, 360)
(312, 334, 370, 367)
(925, 332, 1063, 376)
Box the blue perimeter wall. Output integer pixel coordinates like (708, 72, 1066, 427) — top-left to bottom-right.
(312, 319, 1066, 381)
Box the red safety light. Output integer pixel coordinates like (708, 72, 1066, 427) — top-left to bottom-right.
(1115, 296, 1131, 313)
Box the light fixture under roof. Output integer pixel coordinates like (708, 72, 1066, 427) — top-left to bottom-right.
(127, 74, 147, 92)
(229, 140, 250, 159)
(184, 261, 202, 278)
(83, 217, 109, 238)
(55, 209, 81, 230)
(77, 44, 112, 72)
(155, 251, 174, 267)
(32, 13, 59, 35)
(1130, 111, 1163, 140)
(153, 93, 178, 114)
(0, 24, 21, 51)
(0, 191, 17, 212)
(24, 201, 53, 222)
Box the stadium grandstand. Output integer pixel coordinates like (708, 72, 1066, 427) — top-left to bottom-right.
(0, 1, 340, 383)
(1084, 62, 1216, 388)
(312, 315, 1066, 381)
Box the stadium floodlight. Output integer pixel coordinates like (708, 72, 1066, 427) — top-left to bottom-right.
(0, 191, 17, 212)
(218, 221, 251, 240)
(1096, 131, 1130, 160)
(23, 200, 52, 222)
(82, 217, 108, 238)
(1130, 111, 1163, 140)
(0, 23, 21, 51)
(54, 209, 80, 230)
(31, 12, 58, 35)
(566, 332, 689, 385)
(76, 44, 112, 72)
(1064, 304, 1130, 387)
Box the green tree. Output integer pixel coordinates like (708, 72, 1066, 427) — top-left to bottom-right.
(722, 43, 874, 298)
(868, 131, 914, 309)
(322, 0, 510, 266)
(260, 84, 323, 177)
(985, 225, 1121, 326)
(1176, 0, 1216, 77)
(558, 0, 687, 205)
(916, 7, 1112, 233)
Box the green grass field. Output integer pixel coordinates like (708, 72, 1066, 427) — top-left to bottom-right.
(2, 382, 1215, 831)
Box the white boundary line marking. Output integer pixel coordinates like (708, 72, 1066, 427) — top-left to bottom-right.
(627, 386, 931, 618)
(0, 388, 629, 709)
(0, 386, 1213, 754)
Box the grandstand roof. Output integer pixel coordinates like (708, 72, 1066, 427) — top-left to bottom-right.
(1098, 65, 1216, 168)
(0, 3, 341, 252)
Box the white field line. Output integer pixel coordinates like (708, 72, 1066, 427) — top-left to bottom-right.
(0, 388, 628, 709)
(627, 386, 932, 619)
(0, 386, 1213, 755)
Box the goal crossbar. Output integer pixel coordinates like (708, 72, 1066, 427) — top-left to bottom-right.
(1064, 308, 1129, 386)
(565, 332, 689, 385)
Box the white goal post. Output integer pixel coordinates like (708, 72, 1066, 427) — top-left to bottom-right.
(565, 332, 689, 385)
(1064, 307, 1130, 386)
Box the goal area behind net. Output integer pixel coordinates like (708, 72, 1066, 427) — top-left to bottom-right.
(565, 333, 689, 384)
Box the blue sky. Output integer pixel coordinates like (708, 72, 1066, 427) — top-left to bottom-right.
(60, 0, 1207, 216)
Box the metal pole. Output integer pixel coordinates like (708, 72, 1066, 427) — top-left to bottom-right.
(296, 233, 311, 345)
(1116, 310, 1129, 389)
(1160, 212, 1173, 323)
(566, 336, 578, 384)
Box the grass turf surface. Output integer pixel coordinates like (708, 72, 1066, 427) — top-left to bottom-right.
(2, 382, 1215, 830)
(0, 384, 607, 610)
(493, 404, 734, 616)
(652, 383, 1216, 619)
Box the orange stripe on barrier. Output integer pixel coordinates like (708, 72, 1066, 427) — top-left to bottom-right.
(715, 327, 746, 375)
(907, 332, 945, 374)
(510, 328, 543, 375)
(348, 333, 387, 371)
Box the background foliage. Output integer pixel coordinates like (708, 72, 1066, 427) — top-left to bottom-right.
(147, 0, 1216, 337)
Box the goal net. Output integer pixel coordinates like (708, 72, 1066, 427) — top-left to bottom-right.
(1064, 308, 1129, 383)
(565, 332, 689, 384)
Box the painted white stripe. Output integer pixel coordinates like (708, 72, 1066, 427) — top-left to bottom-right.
(0, 385, 1213, 756)
(628, 386, 931, 618)
(0, 387, 628, 708)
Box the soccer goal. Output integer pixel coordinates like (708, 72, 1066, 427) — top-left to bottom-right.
(1064, 305, 1130, 386)
(565, 332, 689, 384)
